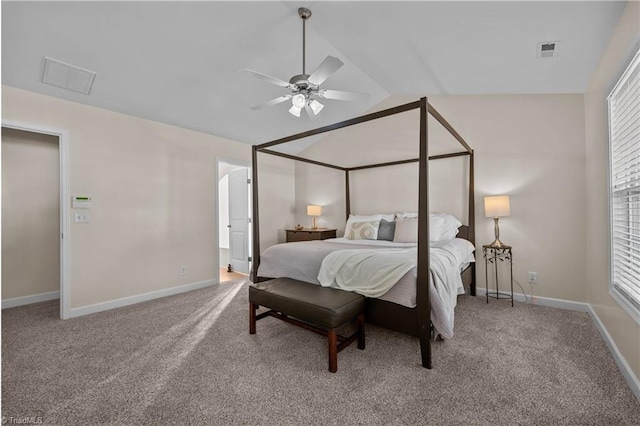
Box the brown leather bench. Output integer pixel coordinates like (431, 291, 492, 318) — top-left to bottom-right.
(249, 277, 365, 373)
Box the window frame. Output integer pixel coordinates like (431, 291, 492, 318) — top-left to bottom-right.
(607, 45, 640, 325)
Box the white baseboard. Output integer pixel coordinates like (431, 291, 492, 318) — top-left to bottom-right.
(68, 279, 219, 318)
(587, 306, 640, 401)
(2, 291, 60, 309)
(475, 287, 639, 402)
(476, 288, 590, 312)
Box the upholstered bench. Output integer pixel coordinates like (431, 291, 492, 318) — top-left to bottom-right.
(249, 277, 365, 373)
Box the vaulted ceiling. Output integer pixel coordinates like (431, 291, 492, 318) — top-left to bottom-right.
(1, 1, 626, 146)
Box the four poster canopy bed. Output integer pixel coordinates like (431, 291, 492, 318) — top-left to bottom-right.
(250, 97, 476, 369)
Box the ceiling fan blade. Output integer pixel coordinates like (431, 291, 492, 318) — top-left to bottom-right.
(251, 95, 292, 110)
(307, 56, 344, 85)
(241, 68, 292, 88)
(318, 89, 369, 102)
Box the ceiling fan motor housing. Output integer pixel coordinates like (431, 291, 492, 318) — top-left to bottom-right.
(289, 74, 319, 96)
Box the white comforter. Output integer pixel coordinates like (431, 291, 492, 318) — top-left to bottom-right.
(318, 248, 417, 297)
(317, 245, 463, 338)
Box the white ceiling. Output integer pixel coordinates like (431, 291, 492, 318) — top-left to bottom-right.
(1, 1, 626, 147)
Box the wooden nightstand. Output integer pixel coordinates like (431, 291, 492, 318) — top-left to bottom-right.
(286, 228, 337, 242)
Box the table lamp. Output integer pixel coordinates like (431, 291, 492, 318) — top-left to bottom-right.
(307, 205, 322, 230)
(484, 195, 510, 248)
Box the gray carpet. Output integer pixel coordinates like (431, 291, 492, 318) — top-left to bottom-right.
(2, 279, 639, 425)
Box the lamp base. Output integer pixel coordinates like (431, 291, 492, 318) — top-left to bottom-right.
(488, 238, 508, 248)
(489, 217, 508, 248)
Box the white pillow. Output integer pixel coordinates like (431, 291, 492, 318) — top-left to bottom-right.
(395, 212, 418, 219)
(393, 212, 462, 241)
(343, 213, 394, 239)
(432, 213, 462, 241)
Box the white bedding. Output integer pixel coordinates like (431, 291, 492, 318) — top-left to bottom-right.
(318, 247, 418, 297)
(256, 237, 475, 337)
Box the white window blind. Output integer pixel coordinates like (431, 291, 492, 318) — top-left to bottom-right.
(608, 47, 640, 323)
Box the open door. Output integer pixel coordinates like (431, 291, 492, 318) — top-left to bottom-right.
(1, 124, 69, 319)
(228, 167, 250, 274)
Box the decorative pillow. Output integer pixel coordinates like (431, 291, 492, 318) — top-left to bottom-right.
(347, 220, 380, 240)
(393, 217, 418, 243)
(377, 219, 396, 241)
(343, 213, 394, 239)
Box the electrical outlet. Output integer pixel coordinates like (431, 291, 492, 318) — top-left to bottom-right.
(180, 266, 187, 276)
(527, 271, 538, 284)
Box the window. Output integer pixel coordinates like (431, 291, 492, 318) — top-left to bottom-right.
(608, 47, 640, 324)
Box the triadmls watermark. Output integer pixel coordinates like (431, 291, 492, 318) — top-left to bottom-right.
(2, 416, 44, 425)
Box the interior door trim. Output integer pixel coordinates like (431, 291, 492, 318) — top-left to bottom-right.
(2, 120, 71, 319)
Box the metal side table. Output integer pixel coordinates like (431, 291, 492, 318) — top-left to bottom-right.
(483, 245, 513, 307)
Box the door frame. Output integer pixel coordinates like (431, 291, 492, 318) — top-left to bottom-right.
(2, 120, 71, 319)
(215, 157, 251, 281)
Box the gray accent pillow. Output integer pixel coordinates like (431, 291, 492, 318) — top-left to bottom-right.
(377, 219, 396, 241)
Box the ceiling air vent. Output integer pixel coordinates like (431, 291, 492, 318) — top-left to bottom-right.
(537, 41, 560, 59)
(41, 57, 97, 95)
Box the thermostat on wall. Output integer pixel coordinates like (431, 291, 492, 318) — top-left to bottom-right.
(72, 195, 92, 209)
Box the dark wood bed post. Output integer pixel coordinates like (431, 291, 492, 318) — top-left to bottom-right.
(468, 152, 476, 295)
(416, 97, 432, 369)
(345, 170, 351, 220)
(251, 145, 261, 283)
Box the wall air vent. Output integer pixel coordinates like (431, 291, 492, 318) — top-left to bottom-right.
(41, 57, 97, 95)
(537, 41, 560, 59)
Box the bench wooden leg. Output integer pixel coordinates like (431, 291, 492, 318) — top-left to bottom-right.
(357, 313, 365, 350)
(249, 302, 257, 334)
(328, 329, 338, 373)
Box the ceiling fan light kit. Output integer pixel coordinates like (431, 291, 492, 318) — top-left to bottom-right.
(292, 93, 306, 108)
(309, 99, 324, 115)
(242, 7, 367, 118)
(288, 104, 301, 117)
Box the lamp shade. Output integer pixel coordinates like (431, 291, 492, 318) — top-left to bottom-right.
(309, 99, 324, 115)
(484, 195, 510, 218)
(288, 105, 302, 117)
(307, 205, 322, 216)
(292, 94, 306, 108)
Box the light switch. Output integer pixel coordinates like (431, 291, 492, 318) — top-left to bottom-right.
(74, 212, 90, 223)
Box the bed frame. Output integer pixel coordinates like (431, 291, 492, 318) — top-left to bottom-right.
(251, 98, 475, 368)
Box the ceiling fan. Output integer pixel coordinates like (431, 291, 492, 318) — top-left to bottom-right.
(242, 7, 367, 118)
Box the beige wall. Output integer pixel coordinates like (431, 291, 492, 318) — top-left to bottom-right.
(584, 1, 640, 380)
(2, 127, 60, 299)
(294, 106, 469, 230)
(296, 94, 588, 303)
(2, 86, 294, 312)
(257, 154, 296, 248)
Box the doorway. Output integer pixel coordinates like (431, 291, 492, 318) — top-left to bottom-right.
(217, 160, 251, 282)
(2, 125, 69, 318)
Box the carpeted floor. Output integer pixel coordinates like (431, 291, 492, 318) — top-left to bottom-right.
(2, 279, 639, 425)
